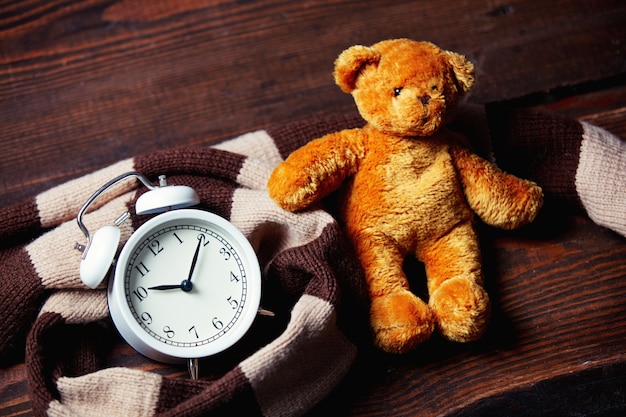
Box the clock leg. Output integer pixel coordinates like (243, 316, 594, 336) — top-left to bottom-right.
(188, 358, 199, 380)
(257, 307, 276, 317)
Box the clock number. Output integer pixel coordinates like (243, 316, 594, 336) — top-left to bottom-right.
(220, 247, 231, 260)
(229, 271, 240, 283)
(133, 286, 148, 302)
(141, 312, 153, 325)
(189, 325, 199, 339)
(148, 240, 163, 256)
(212, 317, 224, 330)
(227, 296, 239, 309)
(163, 326, 175, 339)
(135, 262, 150, 277)
(173, 232, 184, 244)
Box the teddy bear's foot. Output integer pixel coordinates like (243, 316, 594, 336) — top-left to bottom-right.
(370, 289, 435, 354)
(430, 276, 491, 342)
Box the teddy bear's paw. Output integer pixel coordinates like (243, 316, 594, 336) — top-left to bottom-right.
(267, 165, 316, 211)
(370, 290, 435, 354)
(430, 277, 491, 343)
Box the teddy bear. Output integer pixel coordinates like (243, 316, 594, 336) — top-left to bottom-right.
(267, 39, 543, 354)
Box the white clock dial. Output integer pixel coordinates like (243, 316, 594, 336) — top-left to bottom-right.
(108, 209, 261, 363)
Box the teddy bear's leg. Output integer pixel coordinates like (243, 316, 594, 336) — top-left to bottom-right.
(419, 220, 491, 343)
(352, 231, 435, 354)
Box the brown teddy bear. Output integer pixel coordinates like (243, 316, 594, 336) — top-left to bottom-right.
(267, 39, 543, 354)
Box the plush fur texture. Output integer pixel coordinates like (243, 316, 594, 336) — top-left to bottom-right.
(268, 39, 543, 354)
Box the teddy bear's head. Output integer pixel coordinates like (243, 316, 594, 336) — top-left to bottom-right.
(333, 39, 475, 137)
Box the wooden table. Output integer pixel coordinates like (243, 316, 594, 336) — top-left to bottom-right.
(1, 1, 625, 416)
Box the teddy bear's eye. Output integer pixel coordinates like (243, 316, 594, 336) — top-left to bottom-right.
(431, 85, 438, 91)
(393, 87, 403, 97)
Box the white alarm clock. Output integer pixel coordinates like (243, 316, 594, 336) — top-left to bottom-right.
(75, 172, 263, 379)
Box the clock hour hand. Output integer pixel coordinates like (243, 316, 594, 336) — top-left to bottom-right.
(148, 280, 193, 292)
(148, 284, 184, 291)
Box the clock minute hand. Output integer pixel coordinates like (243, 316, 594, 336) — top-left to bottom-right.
(187, 235, 204, 282)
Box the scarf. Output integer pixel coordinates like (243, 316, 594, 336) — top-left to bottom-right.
(1, 106, 624, 416)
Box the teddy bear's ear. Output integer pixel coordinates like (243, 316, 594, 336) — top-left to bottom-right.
(333, 45, 381, 93)
(443, 50, 475, 95)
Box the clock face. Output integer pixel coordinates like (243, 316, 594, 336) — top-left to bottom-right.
(108, 209, 261, 363)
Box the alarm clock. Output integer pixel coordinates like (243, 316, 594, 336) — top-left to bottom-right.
(75, 172, 263, 379)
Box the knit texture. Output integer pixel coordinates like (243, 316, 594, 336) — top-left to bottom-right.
(482, 104, 626, 236)
(0, 107, 624, 416)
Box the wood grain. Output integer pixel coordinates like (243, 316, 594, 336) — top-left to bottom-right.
(1, 0, 625, 416)
(1, 0, 625, 206)
(308, 217, 626, 416)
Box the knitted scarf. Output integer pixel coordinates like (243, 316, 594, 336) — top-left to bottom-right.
(0, 106, 624, 417)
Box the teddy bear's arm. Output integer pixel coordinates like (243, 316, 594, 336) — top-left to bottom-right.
(450, 144, 543, 230)
(268, 129, 365, 211)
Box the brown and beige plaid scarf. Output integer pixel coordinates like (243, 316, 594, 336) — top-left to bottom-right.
(1, 107, 624, 416)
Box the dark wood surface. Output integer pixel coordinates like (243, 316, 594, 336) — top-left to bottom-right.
(1, 1, 625, 416)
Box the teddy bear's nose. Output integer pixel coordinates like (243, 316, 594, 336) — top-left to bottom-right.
(418, 95, 431, 105)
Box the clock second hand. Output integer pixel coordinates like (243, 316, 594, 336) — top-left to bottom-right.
(148, 233, 204, 292)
